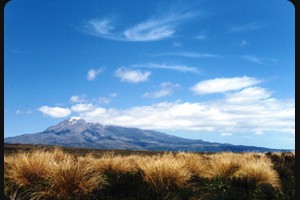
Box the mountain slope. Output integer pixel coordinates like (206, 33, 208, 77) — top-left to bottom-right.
(4, 117, 283, 152)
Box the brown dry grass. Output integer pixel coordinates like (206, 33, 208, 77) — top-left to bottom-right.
(175, 152, 211, 178)
(4, 148, 106, 199)
(139, 153, 191, 189)
(86, 152, 141, 174)
(4, 148, 282, 199)
(234, 153, 281, 189)
(207, 152, 241, 178)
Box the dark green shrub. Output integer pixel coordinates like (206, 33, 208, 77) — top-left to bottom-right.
(266, 152, 295, 200)
(189, 176, 281, 200)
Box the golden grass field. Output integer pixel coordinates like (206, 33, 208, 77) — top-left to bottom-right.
(4, 144, 295, 200)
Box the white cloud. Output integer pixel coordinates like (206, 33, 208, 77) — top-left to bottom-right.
(16, 109, 34, 115)
(241, 55, 263, 65)
(123, 19, 175, 41)
(231, 22, 263, 32)
(88, 18, 114, 35)
(225, 87, 271, 104)
(136, 63, 200, 73)
(153, 52, 218, 58)
(70, 93, 117, 105)
(115, 68, 151, 83)
(178, 52, 217, 58)
(71, 103, 94, 113)
(143, 82, 180, 98)
(70, 95, 87, 103)
(221, 132, 233, 136)
(83, 12, 197, 41)
(191, 76, 261, 94)
(38, 106, 71, 118)
(78, 93, 294, 135)
(82, 107, 107, 118)
(87, 68, 104, 80)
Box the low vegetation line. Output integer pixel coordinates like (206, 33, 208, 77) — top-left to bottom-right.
(4, 147, 295, 199)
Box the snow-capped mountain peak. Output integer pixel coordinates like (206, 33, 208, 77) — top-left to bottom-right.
(69, 116, 81, 124)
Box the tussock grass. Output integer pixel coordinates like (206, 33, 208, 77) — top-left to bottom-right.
(208, 152, 241, 178)
(234, 153, 281, 189)
(48, 157, 104, 198)
(175, 152, 210, 178)
(5, 148, 288, 199)
(4, 151, 51, 187)
(4, 148, 106, 199)
(139, 153, 191, 189)
(88, 153, 141, 174)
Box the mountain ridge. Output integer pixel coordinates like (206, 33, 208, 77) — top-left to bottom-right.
(4, 117, 287, 152)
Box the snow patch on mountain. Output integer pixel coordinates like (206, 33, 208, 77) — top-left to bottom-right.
(69, 116, 81, 124)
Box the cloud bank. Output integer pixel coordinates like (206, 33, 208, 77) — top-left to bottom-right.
(77, 90, 294, 135)
(39, 76, 294, 136)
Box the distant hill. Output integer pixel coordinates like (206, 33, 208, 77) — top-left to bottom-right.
(4, 117, 285, 152)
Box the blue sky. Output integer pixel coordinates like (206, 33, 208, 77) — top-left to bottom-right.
(4, 0, 295, 149)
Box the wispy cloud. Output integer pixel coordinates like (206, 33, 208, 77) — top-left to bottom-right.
(135, 63, 200, 73)
(16, 109, 33, 115)
(98, 93, 117, 104)
(88, 18, 114, 35)
(143, 82, 180, 98)
(87, 68, 104, 80)
(38, 106, 71, 118)
(70, 93, 117, 105)
(195, 34, 207, 40)
(241, 55, 263, 64)
(70, 95, 87, 103)
(82, 12, 198, 41)
(123, 19, 175, 41)
(191, 76, 261, 94)
(151, 51, 218, 58)
(230, 22, 264, 33)
(115, 68, 151, 83)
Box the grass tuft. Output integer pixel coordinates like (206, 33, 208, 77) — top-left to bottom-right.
(139, 153, 191, 190)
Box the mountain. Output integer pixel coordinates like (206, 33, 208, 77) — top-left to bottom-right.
(4, 117, 284, 152)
